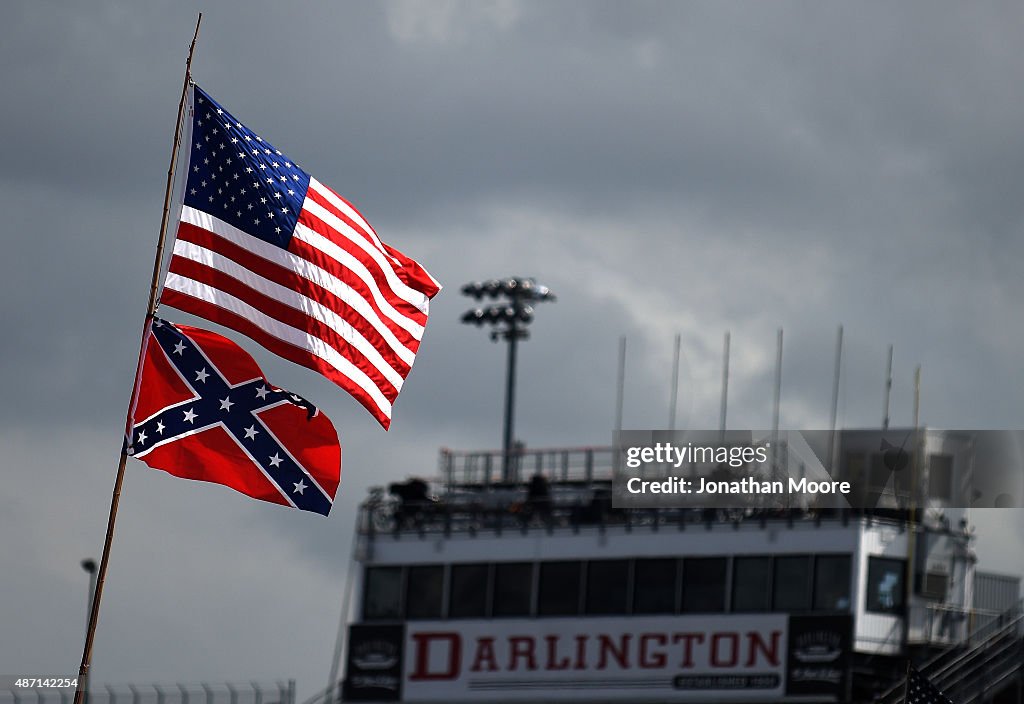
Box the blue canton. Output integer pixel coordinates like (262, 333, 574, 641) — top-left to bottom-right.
(183, 84, 311, 250)
(127, 318, 332, 515)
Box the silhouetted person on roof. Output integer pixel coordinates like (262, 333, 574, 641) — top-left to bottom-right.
(389, 478, 432, 528)
(525, 472, 552, 524)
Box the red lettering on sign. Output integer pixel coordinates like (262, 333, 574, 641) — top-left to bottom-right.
(408, 632, 461, 681)
(638, 633, 668, 669)
(574, 635, 588, 670)
(508, 636, 537, 671)
(710, 632, 739, 667)
(470, 637, 499, 673)
(672, 632, 705, 668)
(409, 623, 784, 681)
(596, 634, 631, 670)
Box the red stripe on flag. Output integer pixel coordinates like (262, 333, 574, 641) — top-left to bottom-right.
(382, 241, 442, 298)
(161, 287, 393, 429)
(308, 183, 438, 297)
(286, 230, 427, 337)
(304, 184, 382, 254)
(294, 206, 430, 326)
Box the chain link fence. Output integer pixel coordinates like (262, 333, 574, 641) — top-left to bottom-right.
(0, 682, 295, 704)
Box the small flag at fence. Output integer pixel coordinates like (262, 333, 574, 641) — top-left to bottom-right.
(161, 84, 441, 429)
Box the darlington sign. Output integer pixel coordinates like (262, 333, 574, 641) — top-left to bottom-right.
(343, 614, 851, 702)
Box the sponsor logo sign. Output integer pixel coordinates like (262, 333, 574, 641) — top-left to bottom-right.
(403, 615, 787, 701)
(784, 615, 852, 699)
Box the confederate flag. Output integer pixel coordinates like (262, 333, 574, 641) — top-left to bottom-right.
(126, 318, 341, 516)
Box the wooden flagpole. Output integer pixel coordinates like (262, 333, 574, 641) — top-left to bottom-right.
(667, 332, 680, 431)
(73, 14, 202, 704)
(719, 331, 729, 442)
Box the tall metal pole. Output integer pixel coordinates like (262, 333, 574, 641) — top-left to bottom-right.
(612, 335, 626, 476)
(614, 336, 626, 437)
(772, 329, 783, 436)
(912, 364, 922, 509)
(668, 333, 681, 431)
(913, 364, 921, 430)
(772, 328, 783, 484)
(827, 325, 843, 473)
(719, 332, 730, 441)
(461, 278, 554, 484)
(883, 344, 893, 430)
(906, 364, 923, 628)
(502, 324, 520, 483)
(73, 16, 202, 704)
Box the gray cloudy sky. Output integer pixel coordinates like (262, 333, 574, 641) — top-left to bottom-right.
(2, 0, 1023, 696)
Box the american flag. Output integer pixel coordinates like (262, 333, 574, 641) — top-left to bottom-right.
(161, 84, 441, 429)
(905, 665, 954, 704)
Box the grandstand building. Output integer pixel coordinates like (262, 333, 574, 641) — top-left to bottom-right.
(336, 431, 1023, 703)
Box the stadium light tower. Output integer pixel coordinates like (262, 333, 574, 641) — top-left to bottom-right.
(461, 277, 556, 483)
(80, 559, 97, 635)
